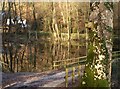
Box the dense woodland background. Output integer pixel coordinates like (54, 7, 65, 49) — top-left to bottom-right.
(1, 2, 90, 72)
(0, 1, 120, 88)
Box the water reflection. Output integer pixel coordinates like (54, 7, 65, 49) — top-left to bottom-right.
(2, 34, 86, 72)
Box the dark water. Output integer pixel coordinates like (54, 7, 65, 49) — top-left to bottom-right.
(2, 33, 86, 72)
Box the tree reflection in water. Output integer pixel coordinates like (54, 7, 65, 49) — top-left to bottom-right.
(2, 35, 86, 72)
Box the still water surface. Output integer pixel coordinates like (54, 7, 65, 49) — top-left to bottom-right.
(2, 34, 86, 72)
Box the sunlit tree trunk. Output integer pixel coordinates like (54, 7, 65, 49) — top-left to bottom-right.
(76, 7, 80, 40)
(58, 2, 66, 24)
(58, 2, 65, 40)
(66, 1, 71, 40)
(52, 2, 59, 40)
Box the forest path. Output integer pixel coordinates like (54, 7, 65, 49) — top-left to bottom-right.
(2, 66, 85, 88)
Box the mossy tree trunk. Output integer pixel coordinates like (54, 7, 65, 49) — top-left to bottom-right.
(81, 1, 113, 87)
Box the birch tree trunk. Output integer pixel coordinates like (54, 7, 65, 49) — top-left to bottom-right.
(66, 1, 70, 40)
(52, 2, 59, 40)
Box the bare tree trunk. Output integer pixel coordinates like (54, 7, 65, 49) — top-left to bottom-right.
(34, 43, 37, 68)
(8, 2, 12, 33)
(32, 2, 37, 39)
(76, 8, 80, 40)
(52, 2, 59, 40)
(58, 2, 66, 24)
(66, 1, 71, 40)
